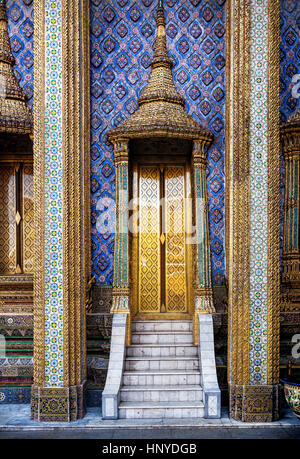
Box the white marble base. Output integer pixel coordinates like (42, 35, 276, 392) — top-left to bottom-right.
(101, 313, 128, 420)
(198, 314, 221, 419)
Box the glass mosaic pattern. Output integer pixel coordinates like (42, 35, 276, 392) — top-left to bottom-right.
(6, 0, 34, 110)
(90, 0, 226, 286)
(43, 0, 64, 388)
(249, 0, 269, 385)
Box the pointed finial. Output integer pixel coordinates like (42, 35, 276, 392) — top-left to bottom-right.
(152, 0, 172, 69)
(0, 0, 14, 66)
(137, 0, 184, 108)
(157, 0, 165, 26)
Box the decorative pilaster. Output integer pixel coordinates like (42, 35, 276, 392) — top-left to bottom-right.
(281, 111, 300, 311)
(192, 140, 215, 315)
(226, 0, 280, 422)
(31, 0, 90, 422)
(111, 139, 130, 315)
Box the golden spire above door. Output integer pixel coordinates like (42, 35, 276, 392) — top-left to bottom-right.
(108, 0, 212, 144)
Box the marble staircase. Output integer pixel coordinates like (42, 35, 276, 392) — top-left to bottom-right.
(118, 320, 205, 419)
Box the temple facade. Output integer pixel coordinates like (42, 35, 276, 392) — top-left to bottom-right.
(0, 0, 299, 423)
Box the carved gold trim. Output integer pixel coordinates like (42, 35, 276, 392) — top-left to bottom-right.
(226, 0, 251, 386)
(81, 0, 91, 381)
(61, 0, 90, 387)
(33, 0, 46, 388)
(267, 0, 280, 385)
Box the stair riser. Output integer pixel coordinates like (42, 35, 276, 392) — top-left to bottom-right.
(132, 322, 193, 332)
(123, 373, 201, 386)
(125, 359, 199, 371)
(119, 407, 205, 419)
(120, 390, 203, 403)
(127, 346, 198, 358)
(131, 334, 193, 345)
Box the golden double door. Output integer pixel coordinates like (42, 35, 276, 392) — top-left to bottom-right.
(131, 162, 193, 319)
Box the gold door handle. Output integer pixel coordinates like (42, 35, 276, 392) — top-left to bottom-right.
(160, 233, 165, 245)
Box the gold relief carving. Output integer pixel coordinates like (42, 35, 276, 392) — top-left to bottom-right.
(33, 0, 46, 388)
(61, 0, 90, 387)
(230, 384, 280, 423)
(136, 165, 190, 316)
(165, 166, 187, 313)
(138, 166, 161, 313)
(23, 164, 34, 274)
(85, 276, 95, 314)
(0, 165, 16, 274)
(192, 141, 208, 170)
(0, 273, 33, 313)
(267, 0, 280, 386)
(112, 138, 129, 165)
(281, 291, 300, 312)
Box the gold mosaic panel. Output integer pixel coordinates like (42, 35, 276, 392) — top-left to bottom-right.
(138, 166, 161, 313)
(0, 166, 16, 274)
(165, 166, 187, 313)
(22, 165, 34, 273)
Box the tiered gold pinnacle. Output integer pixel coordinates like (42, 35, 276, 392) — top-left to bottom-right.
(108, 1, 211, 143)
(0, 0, 32, 134)
(138, 3, 184, 107)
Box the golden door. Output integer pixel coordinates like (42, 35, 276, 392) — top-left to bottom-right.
(131, 163, 192, 319)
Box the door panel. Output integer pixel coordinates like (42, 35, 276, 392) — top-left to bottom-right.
(165, 166, 187, 313)
(133, 163, 190, 317)
(138, 166, 161, 313)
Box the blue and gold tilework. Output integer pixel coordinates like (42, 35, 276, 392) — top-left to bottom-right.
(6, 0, 33, 110)
(90, 0, 226, 287)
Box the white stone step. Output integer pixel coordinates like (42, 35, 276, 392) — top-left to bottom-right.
(123, 370, 201, 386)
(119, 401, 205, 419)
(120, 385, 203, 402)
(127, 344, 198, 358)
(131, 331, 193, 345)
(125, 356, 199, 371)
(132, 320, 193, 333)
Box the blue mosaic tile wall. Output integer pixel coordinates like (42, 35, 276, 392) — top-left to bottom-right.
(6, 0, 34, 110)
(90, 0, 226, 286)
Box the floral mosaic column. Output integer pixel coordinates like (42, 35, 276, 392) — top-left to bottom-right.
(192, 140, 215, 314)
(226, 0, 281, 422)
(31, 0, 90, 422)
(110, 139, 130, 315)
(192, 140, 215, 343)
